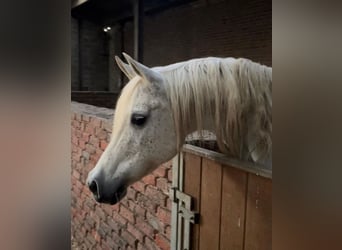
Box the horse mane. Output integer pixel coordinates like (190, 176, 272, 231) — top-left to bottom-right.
(157, 57, 272, 164)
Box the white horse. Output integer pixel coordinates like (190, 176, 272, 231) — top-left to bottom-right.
(87, 53, 272, 204)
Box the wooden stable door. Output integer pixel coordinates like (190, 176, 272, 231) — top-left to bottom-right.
(171, 144, 272, 250)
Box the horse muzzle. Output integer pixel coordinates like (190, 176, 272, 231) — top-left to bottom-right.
(86, 175, 127, 205)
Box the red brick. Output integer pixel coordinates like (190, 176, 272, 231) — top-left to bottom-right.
(113, 212, 127, 226)
(136, 217, 155, 237)
(89, 136, 99, 147)
(82, 151, 90, 161)
(72, 136, 78, 146)
(80, 121, 86, 131)
(166, 198, 172, 211)
(80, 172, 88, 183)
(101, 121, 112, 132)
(120, 196, 130, 208)
(95, 206, 107, 221)
(103, 237, 119, 250)
(134, 204, 146, 218)
(91, 230, 102, 243)
(85, 236, 97, 248)
(72, 120, 80, 128)
(146, 186, 168, 206)
(96, 128, 108, 140)
(165, 225, 171, 239)
(73, 185, 82, 196)
(85, 124, 95, 134)
(72, 153, 81, 162)
(155, 233, 170, 250)
(121, 231, 137, 246)
(107, 218, 121, 233)
(90, 153, 101, 164)
(156, 207, 171, 225)
(81, 115, 90, 122)
(126, 187, 137, 200)
(96, 225, 107, 238)
(163, 161, 172, 168)
(136, 193, 157, 212)
(144, 236, 158, 250)
(75, 113, 82, 121)
(127, 200, 136, 210)
(85, 216, 96, 228)
(82, 132, 91, 142)
(85, 144, 96, 154)
(72, 170, 80, 180)
(112, 231, 128, 248)
(167, 169, 172, 182)
(106, 134, 111, 142)
(127, 245, 136, 250)
(85, 199, 96, 210)
(112, 203, 120, 213)
(78, 139, 86, 149)
(120, 204, 135, 223)
(75, 179, 84, 190)
(146, 211, 163, 232)
(99, 221, 113, 236)
(100, 140, 108, 150)
(142, 174, 156, 186)
(102, 204, 114, 217)
(75, 128, 82, 136)
(145, 186, 159, 197)
(127, 223, 144, 242)
(82, 185, 91, 195)
(153, 165, 168, 178)
(156, 177, 169, 193)
(91, 117, 102, 127)
(132, 181, 146, 193)
(137, 242, 146, 250)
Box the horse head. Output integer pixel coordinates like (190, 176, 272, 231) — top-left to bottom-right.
(86, 53, 177, 204)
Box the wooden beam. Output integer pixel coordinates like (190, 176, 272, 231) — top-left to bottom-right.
(133, 0, 144, 62)
(183, 144, 272, 179)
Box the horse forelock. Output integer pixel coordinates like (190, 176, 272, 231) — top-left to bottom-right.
(112, 76, 142, 140)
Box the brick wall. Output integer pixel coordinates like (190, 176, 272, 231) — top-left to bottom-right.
(71, 17, 79, 91)
(71, 102, 173, 249)
(72, 18, 109, 91)
(123, 0, 272, 67)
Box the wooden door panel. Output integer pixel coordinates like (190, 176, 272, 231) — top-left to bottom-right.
(183, 153, 202, 250)
(199, 158, 222, 250)
(244, 175, 272, 250)
(220, 167, 247, 250)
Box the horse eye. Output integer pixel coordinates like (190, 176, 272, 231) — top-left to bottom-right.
(131, 114, 147, 127)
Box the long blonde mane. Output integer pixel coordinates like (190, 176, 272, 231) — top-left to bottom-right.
(157, 57, 272, 163)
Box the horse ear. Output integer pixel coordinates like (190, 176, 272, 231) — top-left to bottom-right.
(115, 56, 136, 79)
(122, 52, 163, 84)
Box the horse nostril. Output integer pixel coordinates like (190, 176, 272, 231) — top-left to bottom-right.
(88, 180, 98, 195)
